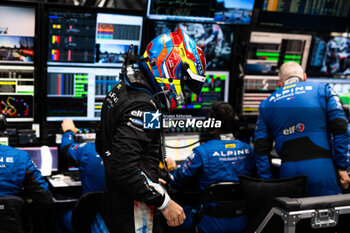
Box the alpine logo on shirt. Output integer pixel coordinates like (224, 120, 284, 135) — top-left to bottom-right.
(269, 85, 313, 102)
(213, 149, 250, 156)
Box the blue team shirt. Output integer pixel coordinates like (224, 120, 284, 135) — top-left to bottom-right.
(171, 137, 255, 191)
(61, 132, 105, 193)
(0, 145, 48, 196)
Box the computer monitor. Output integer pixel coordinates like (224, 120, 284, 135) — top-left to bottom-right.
(307, 36, 350, 76)
(245, 31, 312, 74)
(95, 13, 142, 67)
(178, 71, 230, 110)
(0, 65, 35, 122)
(0, 5, 35, 64)
(151, 21, 234, 70)
(0, 4, 36, 122)
(47, 10, 143, 67)
(16, 146, 59, 174)
(259, 0, 350, 31)
(308, 78, 350, 105)
(242, 75, 279, 115)
(46, 8, 143, 121)
(147, 0, 255, 24)
(46, 66, 121, 121)
(164, 134, 200, 162)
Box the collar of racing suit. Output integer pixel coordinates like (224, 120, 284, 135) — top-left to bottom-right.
(284, 76, 302, 85)
(124, 68, 156, 96)
(219, 133, 235, 141)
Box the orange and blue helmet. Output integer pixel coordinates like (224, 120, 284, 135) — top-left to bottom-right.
(140, 27, 206, 110)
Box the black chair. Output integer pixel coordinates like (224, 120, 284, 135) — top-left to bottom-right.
(0, 196, 32, 233)
(238, 175, 308, 233)
(193, 182, 246, 232)
(71, 192, 104, 233)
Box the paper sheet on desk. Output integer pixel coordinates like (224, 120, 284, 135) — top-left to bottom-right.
(48, 176, 82, 187)
(164, 135, 200, 162)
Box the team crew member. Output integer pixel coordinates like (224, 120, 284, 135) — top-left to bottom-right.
(95, 28, 207, 232)
(60, 119, 105, 193)
(0, 114, 52, 232)
(57, 119, 105, 233)
(254, 62, 350, 197)
(169, 102, 256, 233)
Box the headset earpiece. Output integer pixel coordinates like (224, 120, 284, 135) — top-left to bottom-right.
(210, 101, 226, 119)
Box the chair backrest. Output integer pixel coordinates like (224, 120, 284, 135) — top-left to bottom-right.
(238, 175, 308, 233)
(200, 181, 243, 202)
(198, 182, 245, 219)
(0, 196, 31, 233)
(72, 191, 104, 233)
(238, 175, 307, 220)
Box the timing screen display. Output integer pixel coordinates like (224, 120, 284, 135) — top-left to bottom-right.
(147, 0, 255, 24)
(263, 0, 350, 17)
(245, 32, 311, 74)
(47, 11, 143, 67)
(242, 75, 279, 115)
(179, 71, 229, 110)
(46, 10, 143, 121)
(46, 66, 121, 121)
(0, 65, 34, 122)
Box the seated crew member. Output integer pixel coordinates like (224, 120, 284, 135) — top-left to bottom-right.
(60, 119, 105, 193)
(168, 102, 256, 233)
(58, 119, 105, 233)
(0, 114, 53, 232)
(254, 61, 350, 197)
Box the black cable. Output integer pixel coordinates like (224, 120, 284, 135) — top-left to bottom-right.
(164, 140, 201, 149)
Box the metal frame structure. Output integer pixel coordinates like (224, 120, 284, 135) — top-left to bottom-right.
(254, 205, 350, 233)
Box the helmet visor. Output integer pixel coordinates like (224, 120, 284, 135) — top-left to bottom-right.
(182, 68, 206, 95)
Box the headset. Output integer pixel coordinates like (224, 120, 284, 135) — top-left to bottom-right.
(209, 101, 228, 119)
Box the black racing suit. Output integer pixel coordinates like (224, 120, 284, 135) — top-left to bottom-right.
(95, 76, 169, 233)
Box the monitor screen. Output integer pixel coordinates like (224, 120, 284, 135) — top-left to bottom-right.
(245, 32, 312, 74)
(95, 13, 142, 66)
(152, 21, 234, 70)
(47, 10, 143, 67)
(164, 134, 200, 162)
(263, 0, 349, 16)
(46, 66, 121, 121)
(178, 71, 230, 110)
(147, 0, 255, 24)
(242, 75, 279, 115)
(46, 9, 143, 121)
(16, 146, 58, 173)
(0, 65, 35, 122)
(260, 0, 350, 31)
(0, 6, 35, 64)
(307, 36, 350, 76)
(308, 78, 350, 105)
